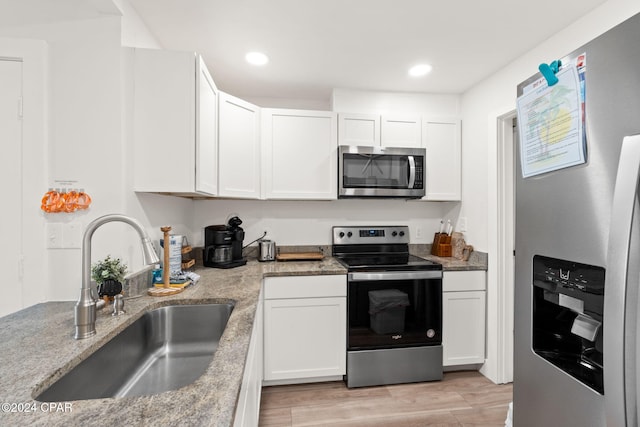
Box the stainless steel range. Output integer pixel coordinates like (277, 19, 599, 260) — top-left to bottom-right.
(332, 225, 443, 388)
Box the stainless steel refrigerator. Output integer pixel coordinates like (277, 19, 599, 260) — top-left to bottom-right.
(514, 12, 640, 427)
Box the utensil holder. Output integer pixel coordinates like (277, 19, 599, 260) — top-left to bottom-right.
(431, 232, 445, 255)
(432, 233, 452, 257)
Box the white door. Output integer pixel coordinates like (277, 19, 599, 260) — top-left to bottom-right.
(263, 297, 346, 380)
(338, 113, 380, 146)
(381, 115, 421, 148)
(262, 109, 337, 200)
(442, 290, 486, 366)
(0, 59, 23, 317)
(422, 117, 462, 201)
(218, 92, 260, 198)
(195, 55, 218, 195)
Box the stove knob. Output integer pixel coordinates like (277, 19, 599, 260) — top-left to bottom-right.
(347, 231, 353, 238)
(339, 232, 345, 238)
(399, 231, 405, 237)
(392, 231, 398, 237)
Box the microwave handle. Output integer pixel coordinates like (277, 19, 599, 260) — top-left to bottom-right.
(408, 156, 416, 189)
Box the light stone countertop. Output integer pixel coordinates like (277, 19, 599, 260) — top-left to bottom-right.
(0, 252, 486, 426)
(0, 257, 346, 427)
(411, 245, 488, 271)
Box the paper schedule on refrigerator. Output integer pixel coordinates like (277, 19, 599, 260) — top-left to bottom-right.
(517, 65, 586, 178)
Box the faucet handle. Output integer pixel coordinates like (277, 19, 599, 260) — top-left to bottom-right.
(112, 294, 125, 316)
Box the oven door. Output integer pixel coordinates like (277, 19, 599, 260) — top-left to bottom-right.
(347, 270, 442, 350)
(338, 145, 425, 198)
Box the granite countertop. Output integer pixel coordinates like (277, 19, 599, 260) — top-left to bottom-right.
(0, 257, 345, 427)
(411, 245, 488, 271)
(0, 252, 485, 426)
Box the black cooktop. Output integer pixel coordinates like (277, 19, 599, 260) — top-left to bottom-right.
(335, 253, 442, 271)
(331, 225, 443, 272)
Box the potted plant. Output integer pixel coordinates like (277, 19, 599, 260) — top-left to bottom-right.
(91, 255, 128, 298)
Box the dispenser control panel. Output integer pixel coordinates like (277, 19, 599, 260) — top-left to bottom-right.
(533, 255, 605, 295)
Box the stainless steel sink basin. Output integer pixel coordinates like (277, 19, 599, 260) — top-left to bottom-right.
(36, 302, 234, 401)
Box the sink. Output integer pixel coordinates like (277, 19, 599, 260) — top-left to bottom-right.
(36, 302, 234, 401)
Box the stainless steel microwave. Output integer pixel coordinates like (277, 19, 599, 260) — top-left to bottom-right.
(338, 145, 426, 198)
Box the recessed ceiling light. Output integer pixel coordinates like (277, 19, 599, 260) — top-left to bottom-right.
(408, 64, 432, 77)
(245, 51, 269, 66)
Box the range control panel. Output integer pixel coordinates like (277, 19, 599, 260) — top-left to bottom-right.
(332, 226, 410, 245)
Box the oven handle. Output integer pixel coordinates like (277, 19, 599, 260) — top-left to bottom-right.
(348, 271, 442, 281)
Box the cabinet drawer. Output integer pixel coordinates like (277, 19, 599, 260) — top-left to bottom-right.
(264, 275, 346, 299)
(443, 271, 486, 292)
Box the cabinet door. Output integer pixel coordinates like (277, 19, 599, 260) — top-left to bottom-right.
(196, 55, 218, 195)
(133, 48, 196, 193)
(262, 109, 337, 200)
(381, 115, 421, 148)
(422, 117, 461, 201)
(133, 49, 218, 196)
(442, 290, 486, 366)
(338, 113, 380, 146)
(264, 297, 346, 381)
(218, 92, 260, 198)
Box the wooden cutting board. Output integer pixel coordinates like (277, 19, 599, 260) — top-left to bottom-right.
(276, 252, 324, 261)
(148, 287, 185, 297)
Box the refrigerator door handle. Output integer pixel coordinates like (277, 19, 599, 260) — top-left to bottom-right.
(605, 134, 640, 427)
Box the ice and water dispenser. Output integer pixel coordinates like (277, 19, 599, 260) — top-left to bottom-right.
(532, 255, 605, 393)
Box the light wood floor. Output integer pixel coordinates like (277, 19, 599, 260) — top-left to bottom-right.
(259, 371, 512, 426)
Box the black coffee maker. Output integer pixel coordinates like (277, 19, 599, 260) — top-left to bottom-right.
(203, 216, 247, 268)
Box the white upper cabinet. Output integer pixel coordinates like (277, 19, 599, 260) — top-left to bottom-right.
(218, 92, 261, 199)
(380, 115, 422, 148)
(262, 109, 337, 200)
(196, 55, 219, 195)
(338, 113, 380, 147)
(422, 117, 461, 201)
(338, 113, 422, 148)
(132, 48, 218, 196)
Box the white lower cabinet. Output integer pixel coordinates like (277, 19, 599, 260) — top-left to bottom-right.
(263, 275, 346, 383)
(234, 290, 263, 427)
(442, 271, 486, 366)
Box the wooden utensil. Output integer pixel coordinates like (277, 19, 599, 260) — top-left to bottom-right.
(161, 226, 171, 288)
(148, 226, 185, 297)
(275, 252, 324, 261)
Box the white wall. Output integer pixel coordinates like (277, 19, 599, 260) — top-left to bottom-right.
(193, 199, 450, 248)
(0, 2, 193, 305)
(462, 0, 640, 251)
(461, 0, 640, 382)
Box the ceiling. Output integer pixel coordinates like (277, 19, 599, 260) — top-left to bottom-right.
(5, 0, 609, 103)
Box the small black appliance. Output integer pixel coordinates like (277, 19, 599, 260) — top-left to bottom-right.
(203, 216, 247, 268)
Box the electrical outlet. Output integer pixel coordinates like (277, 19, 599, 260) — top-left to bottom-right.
(46, 223, 63, 249)
(459, 217, 468, 232)
(416, 226, 423, 239)
(263, 227, 273, 240)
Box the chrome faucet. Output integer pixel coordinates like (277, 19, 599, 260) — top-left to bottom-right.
(74, 214, 160, 339)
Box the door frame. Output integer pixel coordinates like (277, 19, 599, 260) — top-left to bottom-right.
(0, 38, 47, 312)
(483, 107, 516, 384)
